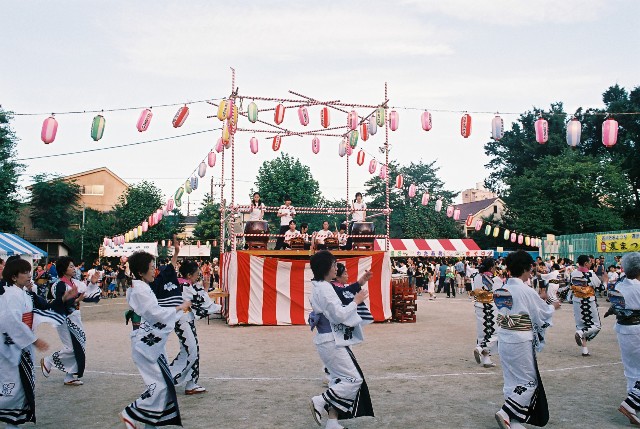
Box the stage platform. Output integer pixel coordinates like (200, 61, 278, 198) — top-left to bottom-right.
(242, 249, 381, 258)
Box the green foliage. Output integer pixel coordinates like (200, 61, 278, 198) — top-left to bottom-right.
(0, 109, 24, 232)
(29, 174, 81, 236)
(364, 160, 461, 238)
(192, 194, 220, 256)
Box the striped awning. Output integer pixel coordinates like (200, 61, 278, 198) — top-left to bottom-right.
(0, 233, 48, 258)
(374, 238, 493, 258)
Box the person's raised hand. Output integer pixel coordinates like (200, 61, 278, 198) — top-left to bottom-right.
(358, 270, 373, 285)
(354, 289, 369, 305)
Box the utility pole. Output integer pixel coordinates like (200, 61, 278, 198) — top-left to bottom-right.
(80, 203, 86, 259)
(210, 177, 214, 203)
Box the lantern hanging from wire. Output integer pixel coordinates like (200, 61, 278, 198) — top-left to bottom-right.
(510, 232, 517, 243)
(198, 161, 207, 178)
(356, 150, 365, 166)
(217, 99, 228, 121)
(190, 176, 198, 191)
(91, 114, 106, 141)
(475, 219, 483, 231)
(298, 106, 309, 126)
(347, 110, 358, 130)
(453, 208, 461, 220)
(535, 117, 548, 144)
(484, 224, 491, 235)
(389, 110, 399, 131)
(435, 198, 443, 212)
(156, 209, 163, 222)
(446, 205, 454, 217)
(465, 214, 474, 227)
(376, 107, 385, 127)
(215, 138, 224, 153)
(41, 116, 58, 144)
(408, 183, 416, 198)
(503, 229, 510, 240)
(369, 159, 377, 174)
(185, 179, 192, 194)
(247, 101, 258, 123)
(312, 137, 320, 154)
(566, 117, 582, 147)
(142, 221, 148, 232)
(379, 165, 387, 179)
(493, 226, 500, 238)
(460, 113, 472, 138)
(226, 98, 234, 120)
(136, 108, 153, 132)
(421, 192, 430, 205)
(172, 105, 189, 128)
(349, 130, 359, 148)
(250, 136, 259, 154)
(602, 117, 618, 147)
(369, 115, 377, 135)
(361, 122, 369, 141)
(208, 151, 216, 167)
(491, 114, 504, 140)
(395, 174, 404, 188)
(339, 140, 347, 157)
(167, 198, 175, 211)
(274, 103, 285, 125)
(272, 135, 282, 151)
(175, 187, 184, 203)
(346, 144, 353, 157)
(525, 236, 531, 246)
(222, 122, 230, 144)
(518, 234, 524, 245)
(421, 111, 432, 131)
(321, 106, 330, 128)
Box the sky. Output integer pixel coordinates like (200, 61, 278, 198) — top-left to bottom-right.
(2, 0, 639, 214)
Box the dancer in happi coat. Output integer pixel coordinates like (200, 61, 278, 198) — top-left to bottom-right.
(569, 255, 602, 357)
(120, 251, 191, 429)
(308, 251, 374, 429)
(494, 251, 560, 429)
(40, 256, 88, 386)
(605, 252, 640, 425)
(170, 260, 221, 395)
(470, 257, 503, 368)
(0, 258, 63, 428)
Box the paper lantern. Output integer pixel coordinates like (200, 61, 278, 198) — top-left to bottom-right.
(518, 234, 524, 245)
(153, 212, 159, 225)
(161, 240, 166, 247)
(484, 225, 492, 235)
(395, 174, 404, 188)
(175, 187, 184, 202)
(349, 130, 359, 148)
(190, 176, 198, 191)
(185, 179, 192, 194)
(103, 237, 109, 247)
(491, 115, 504, 140)
(222, 122, 230, 144)
(475, 219, 483, 231)
(376, 107, 385, 127)
(535, 117, 549, 144)
(274, 103, 285, 125)
(503, 229, 510, 240)
(566, 118, 581, 147)
(389, 110, 399, 131)
(361, 122, 369, 141)
(91, 114, 106, 141)
(229, 105, 239, 132)
(446, 205, 454, 217)
(379, 165, 387, 179)
(347, 110, 358, 130)
(250, 136, 259, 154)
(137, 108, 153, 132)
(226, 99, 235, 120)
(602, 118, 618, 147)
(41, 116, 58, 144)
(510, 232, 517, 243)
(421, 111, 432, 131)
(142, 221, 148, 232)
(133, 228, 139, 239)
(247, 101, 259, 123)
(369, 159, 377, 174)
(465, 215, 474, 227)
(339, 140, 347, 157)
(298, 106, 309, 126)
(156, 209, 163, 222)
(421, 193, 430, 205)
(167, 198, 175, 211)
(172, 106, 189, 128)
(215, 138, 224, 153)
(453, 208, 461, 220)
(493, 226, 500, 238)
(525, 236, 531, 246)
(272, 135, 282, 151)
(125, 232, 130, 243)
(346, 144, 353, 156)
(217, 99, 228, 121)
(460, 113, 472, 138)
(356, 150, 365, 166)
(435, 198, 443, 212)
(369, 115, 377, 135)
(137, 225, 143, 236)
(208, 151, 216, 167)
(198, 162, 207, 178)
(321, 107, 330, 128)
(175, 198, 182, 208)
(312, 137, 320, 154)
(408, 184, 417, 198)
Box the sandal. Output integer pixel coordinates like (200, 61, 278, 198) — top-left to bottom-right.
(185, 386, 207, 395)
(40, 357, 51, 378)
(64, 379, 84, 386)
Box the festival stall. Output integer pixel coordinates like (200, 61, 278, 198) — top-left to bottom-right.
(374, 238, 493, 258)
(0, 233, 48, 260)
(222, 251, 392, 326)
(101, 242, 158, 257)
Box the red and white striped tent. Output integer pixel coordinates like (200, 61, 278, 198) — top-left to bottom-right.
(222, 251, 392, 326)
(374, 238, 493, 258)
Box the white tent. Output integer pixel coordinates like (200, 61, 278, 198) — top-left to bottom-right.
(173, 245, 211, 258)
(101, 242, 158, 257)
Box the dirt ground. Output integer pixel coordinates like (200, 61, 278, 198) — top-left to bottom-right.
(31, 292, 630, 429)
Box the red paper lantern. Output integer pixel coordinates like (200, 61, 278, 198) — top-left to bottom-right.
(272, 135, 282, 151)
(137, 108, 153, 132)
(172, 105, 189, 128)
(395, 174, 404, 188)
(460, 113, 472, 138)
(312, 137, 320, 154)
(356, 150, 365, 166)
(274, 103, 285, 125)
(379, 165, 387, 179)
(465, 215, 474, 227)
(347, 110, 358, 130)
(408, 184, 416, 198)
(320, 107, 330, 128)
(360, 122, 369, 141)
(421, 111, 432, 131)
(535, 117, 549, 144)
(602, 118, 618, 147)
(41, 116, 58, 144)
(298, 106, 309, 126)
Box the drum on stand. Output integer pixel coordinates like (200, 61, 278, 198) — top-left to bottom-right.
(244, 220, 270, 250)
(351, 222, 375, 250)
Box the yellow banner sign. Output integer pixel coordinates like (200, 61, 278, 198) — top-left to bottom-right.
(596, 232, 640, 253)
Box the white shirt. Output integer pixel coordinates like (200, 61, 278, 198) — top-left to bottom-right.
(310, 280, 363, 346)
(315, 229, 332, 244)
(351, 201, 367, 222)
(248, 203, 265, 221)
(614, 277, 640, 335)
(396, 265, 408, 275)
(284, 229, 300, 243)
(278, 205, 296, 226)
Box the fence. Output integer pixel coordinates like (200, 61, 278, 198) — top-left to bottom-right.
(541, 229, 640, 266)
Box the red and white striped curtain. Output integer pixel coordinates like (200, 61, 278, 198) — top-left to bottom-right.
(222, 251, 392, 325)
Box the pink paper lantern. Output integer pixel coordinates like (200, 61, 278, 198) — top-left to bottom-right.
(389, 110, 399, 131)
(272, 136, 282, 151)
(321, 107, 330, 128)
(167, 198, 175, 211)
(347, 110, 358, 130)
(346, 144, 353, 157)
(453, 208, 461, 220)
(461, 113, 472, 138)
(408, 184, 416, 198)
(602, 118, 618, 147)
(142, 221, 148, 232)
(208, 151, 216, 167)
(421, 111, 432, 131)
(41, 116, 58, 144)
(421, 193, 430, 205)
(369, 159, 377, 174)
(226, 99, 234, 120)
(148, 214, 154, 227)
(517, 234, 524, 245)
(153, 212, 159, 225)
(368, 115, 377, 135)
(356, 150, 365, 166)
(215, 137, 224, 153)
(274, 103, 285, 125)
(446, 205, 454, 217)
(298, 106, 309, 126)
(475, 219, 483, 231)
(535, 117, 549, 144)
(172, 105, 189, 128)
(379, 165, 387, 179)
(435, 199, 443, 212)
(137, 108, 153, 132)
(395, 174, 403, 188)
(103, 237, 109, 247)
(250, 136, 259, 154)
(510, 232, 517, 243)
(361, 122, 369, 141)
(312, 137, 320, 154)
(156, 209, 163, 222)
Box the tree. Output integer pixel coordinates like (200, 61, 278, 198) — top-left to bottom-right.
(192, 193, 221, 256)
(0, 109, 23, 232)
(29, 174, 81, 236)
(363, 160, 461, 238)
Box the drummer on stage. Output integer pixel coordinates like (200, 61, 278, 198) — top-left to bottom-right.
(275, 195, 296, 250)
(249, 192, 265, 221)
(283, 220, 300, 249)
(314, 221, 333, 251)
(300, 223, 312, 250)
(346, 193, 367, 250)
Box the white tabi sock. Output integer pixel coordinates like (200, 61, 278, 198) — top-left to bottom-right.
(325, 418, 344, 429)
(64, 373, 75, 383)
(582, 346, 589, 355)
